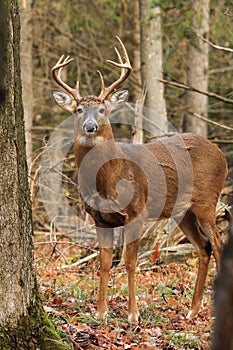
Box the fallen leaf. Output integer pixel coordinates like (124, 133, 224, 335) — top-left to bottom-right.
(151, 244, 160, 263)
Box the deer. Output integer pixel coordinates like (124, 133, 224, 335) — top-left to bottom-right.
(51, 37, 228, 323)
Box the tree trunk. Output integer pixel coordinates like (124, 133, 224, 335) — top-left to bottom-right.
(211, 217, 233, 350)
(0, 1, 67, 348)
(20, 0, 33, 166)
(139, 1, 167, 137)
(132, 0, 142, 102)
(182, 0, 209, 137)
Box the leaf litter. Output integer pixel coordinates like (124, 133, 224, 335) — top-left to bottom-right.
(35, 240, 215, 349)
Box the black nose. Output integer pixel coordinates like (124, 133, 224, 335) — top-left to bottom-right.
(83, 120, 98, 133)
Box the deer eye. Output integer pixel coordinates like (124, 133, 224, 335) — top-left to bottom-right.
(77, 107, 84, 115)
(98, 107, 105, 115)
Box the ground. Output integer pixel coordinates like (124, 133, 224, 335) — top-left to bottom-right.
(34, 237, 216, 350)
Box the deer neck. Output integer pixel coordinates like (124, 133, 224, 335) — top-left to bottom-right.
(74, 123, 118, 168)
(74, 124, 125, 206)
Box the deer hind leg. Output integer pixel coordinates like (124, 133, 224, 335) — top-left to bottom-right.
(176, 210, 212, 319)
(197, 218, 221, 270)
(96, 227, 114, 319)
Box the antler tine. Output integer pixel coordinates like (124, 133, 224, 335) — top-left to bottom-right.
(112, 47, 129, 80)
(107, 36, 131, 68)
(52, 55, 82, 101)
(98, 37, 132, 101)
(97, 70, 105, 92)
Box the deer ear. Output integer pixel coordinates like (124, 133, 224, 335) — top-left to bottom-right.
(52, 90, 77, 113)
(110, 89, 129, 111)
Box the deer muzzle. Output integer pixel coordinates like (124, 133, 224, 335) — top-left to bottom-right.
(83, 119, 98, 133)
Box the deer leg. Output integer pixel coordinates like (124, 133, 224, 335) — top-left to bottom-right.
(124, 217, 145, 323)
(125, 237, 141, 323)
(177, 211, 212, 319)
(96, 227, 114, 319)
(197, 219, 221, 270)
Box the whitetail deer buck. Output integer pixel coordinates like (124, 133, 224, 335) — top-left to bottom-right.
(52, 37, 227, 323)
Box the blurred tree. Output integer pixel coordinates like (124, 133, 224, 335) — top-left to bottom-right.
(182, 0, 209, 136)
(140, 0, 167, 136)
(211, 216, 233, 350)
(132, 0, 142, 101)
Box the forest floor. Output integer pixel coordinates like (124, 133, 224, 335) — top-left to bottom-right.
(35, 238, 215, 350)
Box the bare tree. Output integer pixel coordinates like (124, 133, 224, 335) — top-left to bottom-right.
(182, 0, 209, 137)
(139, 1, 167, 136)
(132, 0, 142, 101)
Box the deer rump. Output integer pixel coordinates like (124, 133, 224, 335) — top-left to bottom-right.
(78, 132, 226, 230)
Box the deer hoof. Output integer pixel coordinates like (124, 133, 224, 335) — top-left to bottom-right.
(186, 309, 197, 320)
(95, 311, 108, 320)
(128, 312, 140, 324)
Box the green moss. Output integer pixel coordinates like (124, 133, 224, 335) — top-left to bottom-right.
(0, 299, 71, 350)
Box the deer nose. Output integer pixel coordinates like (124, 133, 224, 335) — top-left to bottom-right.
(83, 119, 98, 133)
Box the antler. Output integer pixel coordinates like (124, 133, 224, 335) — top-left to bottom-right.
(98, 36, 132, 101)
(52, 38, 131, 102)
(52, 55, 82, 101)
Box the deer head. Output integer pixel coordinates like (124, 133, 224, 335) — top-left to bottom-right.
(52, 37, 132, 146)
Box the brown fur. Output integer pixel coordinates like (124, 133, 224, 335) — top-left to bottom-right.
(74, 122, 227, 322)
(52, 63, 227, 323)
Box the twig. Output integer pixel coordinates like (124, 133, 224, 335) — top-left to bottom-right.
(34, 240, 77, 246)
(61, 251, 99, 269)
(212, 140, 233, 144)
(160, 79, 233, 105)
(31, 126, 56, 131)
(192, 112, 233, 131)
(196, 32, 233, 53)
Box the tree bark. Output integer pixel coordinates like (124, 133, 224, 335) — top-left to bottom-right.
(132, 0, 142, 102)
(139, 1, 167, 137)
(0, 1, 67, 348)
(182, 0, 209, 137)
(20, 0, 33, 166)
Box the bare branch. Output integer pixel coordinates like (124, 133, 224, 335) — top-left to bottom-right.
(192, 112, 233, 131)
(196, 32, 233, 53)
(160, 78, 233, 105)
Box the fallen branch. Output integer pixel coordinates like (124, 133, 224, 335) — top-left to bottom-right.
(34, 240, 78, 246)
(61, 251, 99, 269)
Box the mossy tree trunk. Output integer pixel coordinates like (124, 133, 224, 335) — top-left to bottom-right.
(0, 1, 68, 349)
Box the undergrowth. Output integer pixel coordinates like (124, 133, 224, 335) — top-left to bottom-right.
(34, 239, 215, 349)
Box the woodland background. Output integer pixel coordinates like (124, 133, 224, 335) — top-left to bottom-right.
(23, 0, 233, 197)
(18, 0, 233, 348)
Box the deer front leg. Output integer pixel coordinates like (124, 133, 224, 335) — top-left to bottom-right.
(96, 227, 114, 319)
(125, 237, 141, 323)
